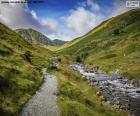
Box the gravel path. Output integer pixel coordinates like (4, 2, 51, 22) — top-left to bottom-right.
(20, 74, 60, 116)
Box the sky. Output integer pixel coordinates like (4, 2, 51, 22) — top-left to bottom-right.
(0, 0, 138, 41)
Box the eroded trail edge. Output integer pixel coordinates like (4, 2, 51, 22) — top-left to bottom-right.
(20, 69, 60, 116)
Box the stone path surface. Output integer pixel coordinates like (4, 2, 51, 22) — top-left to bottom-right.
(20, 74, 60, 116)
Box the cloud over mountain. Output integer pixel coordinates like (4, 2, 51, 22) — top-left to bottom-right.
(0, 0, 57, 34)
(0, 0, 136, 41)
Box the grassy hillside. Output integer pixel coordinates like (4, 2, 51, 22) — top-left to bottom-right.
(0, 8, 140, 116)
(49, 63, 128, 116)
(56, 18, 113, 51)
(58, 9, 140, 78)
(0, 23, 53, 115)
(16, 28, 52, 45)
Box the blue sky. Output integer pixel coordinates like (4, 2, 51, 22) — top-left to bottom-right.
(28, 0, 114, 24)
(28, 0, 113, 18)
(28, 0, 114, 17)
(27, 0, 115, 40)
(0, 0, 134, 40)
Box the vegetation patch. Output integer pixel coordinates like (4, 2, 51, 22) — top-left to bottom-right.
(51, 64, 128, 116)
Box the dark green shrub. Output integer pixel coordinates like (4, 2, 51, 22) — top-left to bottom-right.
(21, 51, 32, 63)
(113, 29, 120, 35)
(76, 56, 82, 62)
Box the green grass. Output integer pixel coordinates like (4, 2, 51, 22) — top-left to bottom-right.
(0, 53, 43, 115)
(56, 8, 140, 79)
(50, 64, 128, 116)
(0, 8, 140, 116)
(0, 22, 53, 115)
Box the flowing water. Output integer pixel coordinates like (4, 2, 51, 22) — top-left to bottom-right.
(70, 64, 140, 116)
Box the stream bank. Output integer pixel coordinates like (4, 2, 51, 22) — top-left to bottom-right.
(70, 64, 140, 116)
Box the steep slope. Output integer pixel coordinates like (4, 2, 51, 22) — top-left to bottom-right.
(0, 22, 53, 115)
(16, 28, 53, 45)
(59, 8, 140, 78)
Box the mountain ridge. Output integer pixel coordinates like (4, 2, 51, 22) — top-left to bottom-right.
(16, 28, 67, 46)
(15, 28, 52, 45)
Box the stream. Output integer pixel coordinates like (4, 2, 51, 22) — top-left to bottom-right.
(20, 69, 60, 116)
(70, 64, 140, 116)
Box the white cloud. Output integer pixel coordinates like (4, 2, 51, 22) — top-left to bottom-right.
(63, 7, 95, 34)
(87, 0, 100, 11)
(47, 0, 103, 41)
(111, 0, 140, 17)
(56, 0, 102, 41)
(0, 0, 57, 34)
(0, 0, 103, 41)
(60, 7, 102, 40)
(30, 10, 38, 20)
(48, 30, 77, 41)
(41, 18, 58, 33)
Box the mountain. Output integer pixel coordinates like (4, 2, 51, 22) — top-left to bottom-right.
(58, 8, 140, 78)
(15, 28, 53, 45)
(1, 9, 138, 116)
(0, 23, 53, 115)
(53, 39, 67, 46)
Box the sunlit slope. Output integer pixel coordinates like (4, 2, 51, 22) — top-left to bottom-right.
(0, 22, 53, 115)
(56, 18, 112, 52)
(59, 9, 140, 78)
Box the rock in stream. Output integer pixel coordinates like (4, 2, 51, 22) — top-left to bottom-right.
(70, 64, 140, 116)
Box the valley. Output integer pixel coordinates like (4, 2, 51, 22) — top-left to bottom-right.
(0, 8, 140, 116)
(58, 8, 140, 79)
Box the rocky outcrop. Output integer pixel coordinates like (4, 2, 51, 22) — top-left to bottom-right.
(16, 28, 52, 45)
(129, 95, 140, 116)
(16, 29, 67, 46)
